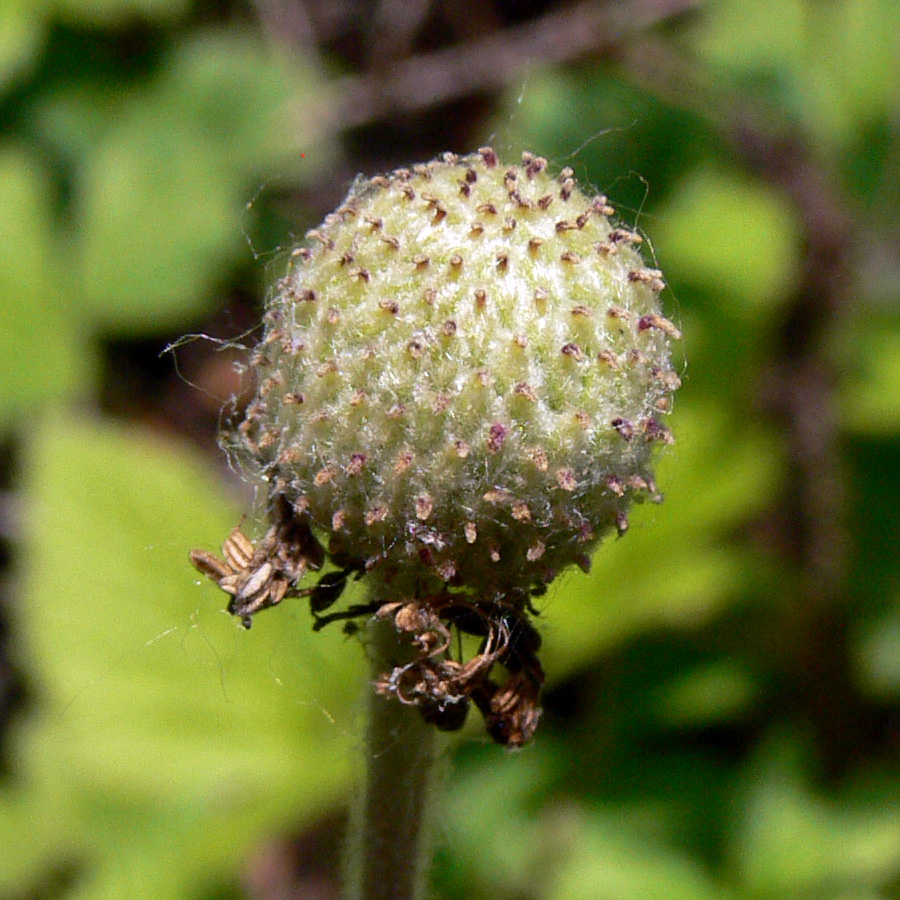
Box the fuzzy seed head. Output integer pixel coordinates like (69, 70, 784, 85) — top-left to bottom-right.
(236, 149, 680, 597)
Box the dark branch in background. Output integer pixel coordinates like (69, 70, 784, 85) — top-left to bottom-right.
(247, 0, 320, 53)
(618, 36, 866, 777)
(315, 0, 702, 129)
(364, 0, 437, 72)
(731, 116, 860, 782)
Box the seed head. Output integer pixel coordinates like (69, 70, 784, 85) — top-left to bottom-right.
(239, 148, 679, 596)
(198, 149, 681, 744)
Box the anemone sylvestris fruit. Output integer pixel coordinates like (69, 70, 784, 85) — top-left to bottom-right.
(193, 149, 681, 745)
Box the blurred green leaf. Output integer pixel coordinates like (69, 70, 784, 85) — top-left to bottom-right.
(839, 322, 900, 435)
(0, 0, 47, 90)
(654, 660, 758, 728)
(695, 0, 900, 150)
(0, 145, 90, 426)
(70, 28, 330, 332)
(732, 736, 900, 897)
(441, 748, 550, 897)
(805, 0, 900, 145)
(852, 605, 900, 699)
(162, 29, 327, 181)
(74, 100, 242, 328)
(547, 811, 728, 900)
(32, 83, 125, 169)
(53, 0, 190, 27)
(5, 412, 362, 896)
(655, 167, 800, 327)
(695, 0, 805, 74)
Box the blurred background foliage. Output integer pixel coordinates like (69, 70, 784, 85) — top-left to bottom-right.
(1, 0, 899, 898)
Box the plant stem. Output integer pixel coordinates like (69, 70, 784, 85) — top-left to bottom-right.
(346, 617, 443, 900)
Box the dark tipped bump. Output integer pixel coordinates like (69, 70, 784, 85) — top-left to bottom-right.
(608, 228, 642, 245)
(522, 152, 548, 178)
(436, 560, 456, 582)
(416, 494, 434, 521)
(597, 349, 620, 369)
(638, 314, 681, 339)
(394, 450, 413, 474)
(487, 423, 508, 453)
(526, 541, 546, 561)
(612, 418, 635, 440)
(347, 453, 367, 476)
(514, 382, 537, 401)
(512, 501, 531, 522)
(315, 465, 336, 485)
(365, 505, 388, 525)
(640, 417, 674, 444)
(479, 147, 499, 168)
(306, 229, 334, 250)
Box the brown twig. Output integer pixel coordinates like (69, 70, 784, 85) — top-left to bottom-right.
(318, 0, 703, 129)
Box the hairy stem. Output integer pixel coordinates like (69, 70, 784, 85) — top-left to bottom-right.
(346, 617, 443, 900)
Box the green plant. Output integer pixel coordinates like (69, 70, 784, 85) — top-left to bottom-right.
(192, 148, 680, 900)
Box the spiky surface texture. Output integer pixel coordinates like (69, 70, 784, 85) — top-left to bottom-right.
(237, 149, 680, 599)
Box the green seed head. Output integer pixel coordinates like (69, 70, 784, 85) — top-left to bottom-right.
(237, 149, 681, 599)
